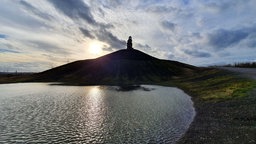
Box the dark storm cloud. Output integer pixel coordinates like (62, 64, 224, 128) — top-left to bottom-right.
(20, 0, 53, 20)
(79, 28, 95, 39)
(184, 49, 211, 58)
(161, 21, 176, 31)
(96, 28, 126, 49)
(48, 0, 96, 25)
(208, 29, 249, 50)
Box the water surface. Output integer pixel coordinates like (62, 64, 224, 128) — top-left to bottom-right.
(0, 83, 195, 143)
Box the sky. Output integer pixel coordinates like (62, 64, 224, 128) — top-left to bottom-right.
(0, 0, 256, 72)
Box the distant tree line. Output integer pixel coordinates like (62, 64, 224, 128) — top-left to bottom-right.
(224, 62, 256, 68)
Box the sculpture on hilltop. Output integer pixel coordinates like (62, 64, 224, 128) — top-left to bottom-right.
(127, 36, 133, 50)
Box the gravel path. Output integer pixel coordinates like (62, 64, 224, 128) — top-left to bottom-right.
(218, 67, 256, 80)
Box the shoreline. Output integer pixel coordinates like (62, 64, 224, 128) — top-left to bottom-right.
(178, 89, 256, 144)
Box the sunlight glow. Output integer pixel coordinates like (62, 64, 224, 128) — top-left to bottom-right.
(89, 41, 103, 55)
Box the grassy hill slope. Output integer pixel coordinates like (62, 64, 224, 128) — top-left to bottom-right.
(33, 49, 198, 85)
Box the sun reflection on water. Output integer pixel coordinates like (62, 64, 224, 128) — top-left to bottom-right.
(86, 86, 105, 140)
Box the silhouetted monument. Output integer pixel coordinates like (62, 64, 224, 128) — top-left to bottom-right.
(127, 36, 133, 50)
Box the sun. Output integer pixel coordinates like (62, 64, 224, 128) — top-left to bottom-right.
(89, 42, 102, 55)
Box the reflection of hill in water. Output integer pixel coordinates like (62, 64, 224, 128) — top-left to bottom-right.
(101, 85, 155, 91)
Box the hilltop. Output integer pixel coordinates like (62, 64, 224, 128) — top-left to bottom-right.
(32, 49, 198, 85)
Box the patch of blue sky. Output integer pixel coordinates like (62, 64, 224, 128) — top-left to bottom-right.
(0, 48, 20, 53)
(0, 34, 7, 39)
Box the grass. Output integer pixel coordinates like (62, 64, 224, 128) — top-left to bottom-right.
(174, 68, 256, 144)
(173, 68, 256, 101)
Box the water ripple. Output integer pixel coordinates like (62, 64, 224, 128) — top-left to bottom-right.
(0, 83, 195, 143)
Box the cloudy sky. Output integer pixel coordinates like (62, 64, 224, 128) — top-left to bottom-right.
(0, 0, 256, 72)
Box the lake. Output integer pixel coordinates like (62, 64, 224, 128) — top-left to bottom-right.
(0, 83, 195, 143)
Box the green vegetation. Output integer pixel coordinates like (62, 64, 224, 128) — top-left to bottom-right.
(174, 68, 256, 101)
(175, 68, 256, 144)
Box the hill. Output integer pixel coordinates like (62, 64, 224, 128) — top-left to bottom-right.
(31, 49, 198, 85)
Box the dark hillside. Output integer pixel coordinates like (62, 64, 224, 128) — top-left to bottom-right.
(33, 49, 198, 85)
